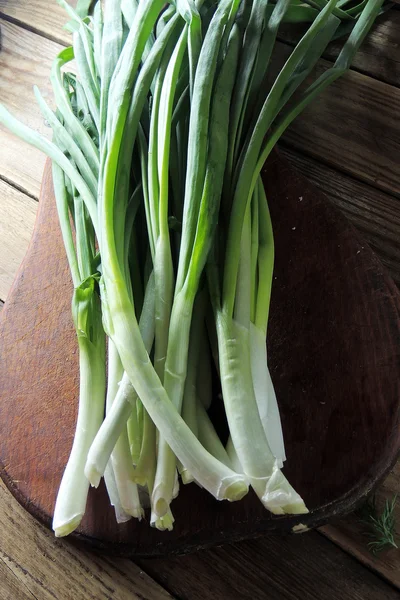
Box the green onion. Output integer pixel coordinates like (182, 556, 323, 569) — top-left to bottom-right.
(0, 0, 386, 535)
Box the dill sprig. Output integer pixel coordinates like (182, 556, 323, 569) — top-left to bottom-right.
(356, 494, 398, 555)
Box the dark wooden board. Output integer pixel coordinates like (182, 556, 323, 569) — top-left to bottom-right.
(0, 154, 399, 557)
(138, 532, 400, 600)
(280, 147, 400, 286)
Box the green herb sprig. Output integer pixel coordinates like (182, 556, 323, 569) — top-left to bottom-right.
(357, 494, 398, 555)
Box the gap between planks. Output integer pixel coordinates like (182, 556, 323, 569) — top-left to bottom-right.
(0, 177, 37, 303)
(0, 174, 38, 203)
(0, 556, 37, 600)
(0, 10, 69, 47)
(277, 10, 400, 90)
(0, 20, 62, 198)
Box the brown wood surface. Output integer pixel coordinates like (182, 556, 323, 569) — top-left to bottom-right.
(279, 10, 400, 87)
(138, 532, 400, 600)
(0, 178, 37, 301)
(0, 479, 174, 600)
(0, 20, 62, 197)
(281, 148, 400, 286)
(0, 462, 398, 600)
(320, 460, 400, 588)
(0, 152, 399, 556)
(0, 559, 37, 600)
(0, 0, 73, 46)
(2, 1, 398, 87)
(279, 45, 400, 198)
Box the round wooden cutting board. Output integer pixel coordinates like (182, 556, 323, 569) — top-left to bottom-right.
(0, 152, 399, 557)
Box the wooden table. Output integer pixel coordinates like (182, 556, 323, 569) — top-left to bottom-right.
(0, 2, 399, 598)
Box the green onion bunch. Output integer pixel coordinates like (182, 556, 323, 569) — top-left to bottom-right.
(0, 0, 385, 536)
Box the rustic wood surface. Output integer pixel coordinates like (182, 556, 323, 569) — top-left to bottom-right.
(0, 20, 61, 197)
(0, 479, 174, 600)
(320, 462, 400, 587)
(0, 179, 36, 301)
(0, 2, 399, 598)
(279, 10, 400, 87)
(138, 533, 400, 600)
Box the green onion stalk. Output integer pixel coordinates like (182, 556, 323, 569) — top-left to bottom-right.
(151, 0, 243, 520)
(96, 0, 250, 507)
(211, 0, 384, 512)
(0, 0, 386, 535)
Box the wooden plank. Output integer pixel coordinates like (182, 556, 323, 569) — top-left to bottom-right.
(0, 179, 37, 303)
(138, 531, 400, 600)
(280, 50, 400, 199)
(1, 19, 399, 203)
(0, 558, 36, 600)
(0, 478, 174, 600)
(0, 0, 72, 46)
(280, 11, 400, 88)
(324, 11, 400, 88)
(0, 20, 62, 198)
(2, 1, 399, 87)
(321, 460, 400, 590)
(281, 148, 400, 285)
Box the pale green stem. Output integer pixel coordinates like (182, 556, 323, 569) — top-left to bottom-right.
(152, 287, 193, 516)
(251, 178, 286, 466)
(216, 310, 307, 514)
(104, 463, 131, 524)
(106, 341, 143, 520)
(103, 283, 248, 504)
(197, 400, 233, 469)
(179, 290, 207, 483)
(226, 436, 243, 473)
(53, 337, 105, 536)
(196, 327, 213, 410)
(127, 403, 142, 465)
(85, 273, 156, 485)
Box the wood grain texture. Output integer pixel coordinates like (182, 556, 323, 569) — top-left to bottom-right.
(282, 148, 400, 286)
(321, 460, 400, 589)
(138, 533, 400, 600)
(0, 477, 174, 600)
(1, 17, 400, 202)
(0, 558, 36, 600)
(280, 11, 400, 88)
(279, 47, 400, 198)
(321, 11, 400, 88)
(0, 20, 62, 198)
(0, 0, 73, 46)
(0, 155, 399, 556)
(0, 178, 37, 303)
(2, 1, 398, 87)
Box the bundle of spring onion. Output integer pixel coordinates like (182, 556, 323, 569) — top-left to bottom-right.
(0, 0, 386, 536)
